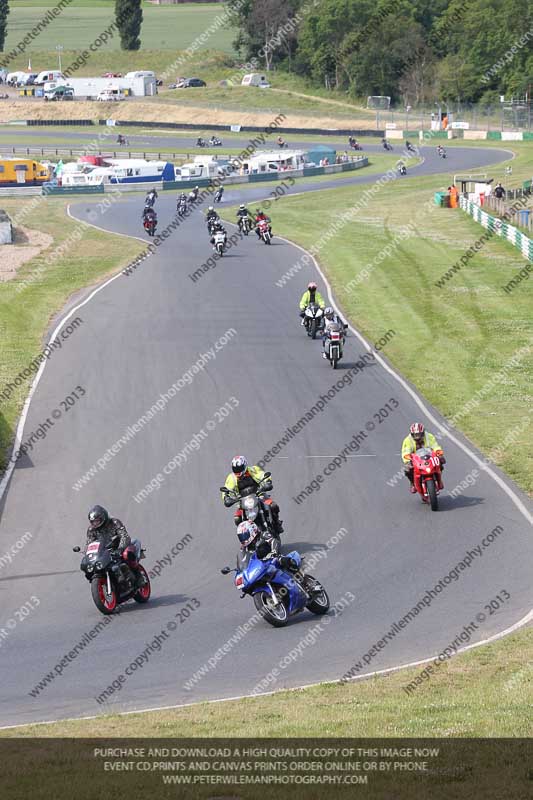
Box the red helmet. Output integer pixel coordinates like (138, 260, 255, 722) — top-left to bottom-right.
(410, 423, 425, 440)
(308, 282, 317, 291)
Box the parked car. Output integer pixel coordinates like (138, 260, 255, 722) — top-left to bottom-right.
(97, 87, 126, 102)
(177, 77, 206, 88)
(44, 85, 74, 101)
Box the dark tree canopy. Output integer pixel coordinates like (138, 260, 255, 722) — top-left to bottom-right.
(229, 0, 533, 104)
(115, 0, 143, 52)
(0, 0, 10, 54)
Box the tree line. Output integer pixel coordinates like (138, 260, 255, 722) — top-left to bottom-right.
(228, 0, 533, 105)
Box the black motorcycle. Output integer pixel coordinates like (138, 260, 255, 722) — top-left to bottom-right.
(207, 218, 219, 235)
(177, 198, 187, 217)
(220, 472, 281, 550)
(196, 138, 206, 148)
(238, 216, 251, 236)
(73, 535, 151, 615)
(382, 140, 393, 151)
(406, 142, 416, 154)
(214, 187, 224, 202)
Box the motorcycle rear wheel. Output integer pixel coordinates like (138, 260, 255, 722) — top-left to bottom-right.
(91, 576, 118, 614)
(254, 590, 288, 627)
(427, 478, 439, 511)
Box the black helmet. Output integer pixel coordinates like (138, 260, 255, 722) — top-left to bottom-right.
(88, 505, 108, 530)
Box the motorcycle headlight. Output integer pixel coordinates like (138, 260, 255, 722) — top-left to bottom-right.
(247, 508, 258, 521)
(87, 565, 93, 573)
(426, 467, 431, 473)
(95, 561, 103, 570)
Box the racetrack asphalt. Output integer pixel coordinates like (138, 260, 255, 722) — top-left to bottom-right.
(0, 142, 530, 729)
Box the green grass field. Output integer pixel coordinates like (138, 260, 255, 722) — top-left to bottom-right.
(3, 3, 235, 55)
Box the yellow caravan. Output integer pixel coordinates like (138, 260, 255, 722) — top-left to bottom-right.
(0, 158, 51, 186)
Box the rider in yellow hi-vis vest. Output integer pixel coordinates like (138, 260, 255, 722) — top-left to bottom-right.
(401, 423, 445, 492)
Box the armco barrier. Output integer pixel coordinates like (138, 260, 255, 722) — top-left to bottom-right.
(100, 120, 383, 137)
(460, 195, 533, 262)
(44, 185, 104, 195)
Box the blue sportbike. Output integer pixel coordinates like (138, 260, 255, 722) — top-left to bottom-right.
(221, 549, 330, 628)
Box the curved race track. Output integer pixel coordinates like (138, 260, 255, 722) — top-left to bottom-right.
(0, 144, 531, 728)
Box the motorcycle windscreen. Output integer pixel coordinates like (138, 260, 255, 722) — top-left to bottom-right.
(244, 553, 275, 586)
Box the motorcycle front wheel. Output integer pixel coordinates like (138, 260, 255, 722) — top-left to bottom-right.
(133, 565, 151, 603)
(91, 576, 118, 614)
(310, 320, 318, 339)
(305, 577, 330, 615)
(254, 590, 288, 627)
(427, 478, 439, 511)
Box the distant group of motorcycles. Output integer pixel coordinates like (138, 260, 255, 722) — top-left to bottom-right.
(196, 136, 223, 148)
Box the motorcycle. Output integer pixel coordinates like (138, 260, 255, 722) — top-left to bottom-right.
(398, 164, 407, 176)
(437, 148, 447, 159)
(221, 549, 330, 628)
(324, 322, 346, 369)
(144, 194, 156, 209)
(410, 447, 443, 511)
(73, 535, 151, 615)
(177, 199, 187, 217)
(196, 137, 206, 148)
(257, 218, 271, 245)
(349, 138, 362, 151)
(304, 303, 324, 339)
(116, 134, 129, 146)
(214, 187, 224, 202)
(238, 216, 251, 236)
(406, 142, 416, 154)
(213, 230, 226, 256)
(220, 472, 281, 547)
(277, 140, 288, 149)
(207, 218, 219, 235)
(209, 136, 223, 147)
(143, 216, 157, 237)
(382, 140, 393, 151)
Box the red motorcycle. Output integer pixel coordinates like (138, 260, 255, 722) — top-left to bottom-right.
(257, 218, 271, 245)
(143, 216, 157, 237)
(410, 448, 443, 511)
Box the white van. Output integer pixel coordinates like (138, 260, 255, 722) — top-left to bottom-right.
(125, 70, 155, 79)
(35, 70, 65, 85)
(241, 73, 271, 88)
(97, 87, 126, 102)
